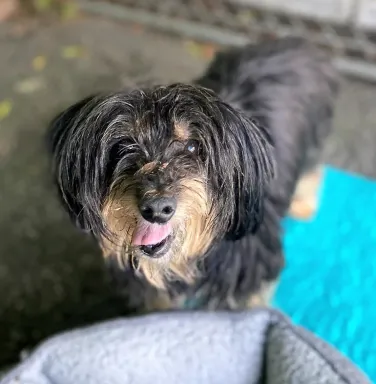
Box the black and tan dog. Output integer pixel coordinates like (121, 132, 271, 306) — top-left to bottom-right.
(47, 37, 338, 312)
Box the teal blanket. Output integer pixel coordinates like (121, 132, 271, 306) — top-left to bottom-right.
(276, 166, 376, 382)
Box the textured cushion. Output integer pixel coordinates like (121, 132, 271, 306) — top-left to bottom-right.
(0, 309, 370, 384)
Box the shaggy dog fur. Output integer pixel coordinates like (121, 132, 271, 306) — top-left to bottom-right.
(47, 37, 338, 311)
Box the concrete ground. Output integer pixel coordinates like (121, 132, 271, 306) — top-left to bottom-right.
(0, 15, 375, 365)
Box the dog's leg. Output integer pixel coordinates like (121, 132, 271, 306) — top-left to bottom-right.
(245, 280, 278, 308)
(288, 166, 323, 220)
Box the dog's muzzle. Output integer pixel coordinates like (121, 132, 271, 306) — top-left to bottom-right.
(131, 196, 176, 258)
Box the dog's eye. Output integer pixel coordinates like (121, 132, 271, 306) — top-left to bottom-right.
(185, 140, 198, 154)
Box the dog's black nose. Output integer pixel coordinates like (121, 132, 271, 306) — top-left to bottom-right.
(139, 196, 177, 224)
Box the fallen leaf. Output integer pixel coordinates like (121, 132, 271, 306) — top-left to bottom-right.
(131, 23, 144, 34)
(60, 1, 79, 20)
(32, 55, 47, 71)
(201, 44, 217, 59)
(14, 76, 45, 94)
(184, 41, 218, 60)
(61, 45, 87, 59)
(33, 0, 52, 12)
(184, 40, 202, 58)
(0, 100, 13, 121)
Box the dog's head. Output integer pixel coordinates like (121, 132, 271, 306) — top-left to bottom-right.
(48, 84, 274, 288)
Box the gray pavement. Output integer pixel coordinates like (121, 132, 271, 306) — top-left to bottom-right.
(0, 16, 375, 365)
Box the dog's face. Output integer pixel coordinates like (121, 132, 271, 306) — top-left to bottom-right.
(48, 84, 274, 288)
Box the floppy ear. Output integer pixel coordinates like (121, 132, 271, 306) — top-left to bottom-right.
(216, 102, 275, 239)
(46, 95, 97, 232)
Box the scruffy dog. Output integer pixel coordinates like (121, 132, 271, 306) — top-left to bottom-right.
(47, 38, 338, 311)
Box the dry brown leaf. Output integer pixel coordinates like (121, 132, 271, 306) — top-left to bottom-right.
(201, 44, 217, 60)
(131, 23, 144, 34)
(32, 55, 47, 71)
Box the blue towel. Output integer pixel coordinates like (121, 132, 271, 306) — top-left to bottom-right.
(275, 166, 376, 382)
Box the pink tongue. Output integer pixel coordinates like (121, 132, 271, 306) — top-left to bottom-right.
(132, 220, 172, 246)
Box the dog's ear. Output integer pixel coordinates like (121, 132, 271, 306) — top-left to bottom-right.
(47, 96, 95, 153)
(215, 102, 275, 239)
(47, 95, 98, 232)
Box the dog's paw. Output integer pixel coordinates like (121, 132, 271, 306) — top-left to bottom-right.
(246, 281, 278, 308)
(288, 197, 317, 219)
(289, 167, 323, 220)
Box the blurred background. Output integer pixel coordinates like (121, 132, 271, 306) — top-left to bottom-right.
(0, 0, 376, 378)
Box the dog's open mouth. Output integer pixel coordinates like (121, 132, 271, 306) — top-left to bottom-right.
(132, 221, 173, 258)
(139, 235, 172, 257)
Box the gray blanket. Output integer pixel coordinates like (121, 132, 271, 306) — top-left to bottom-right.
(1, 309, 370, 384)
